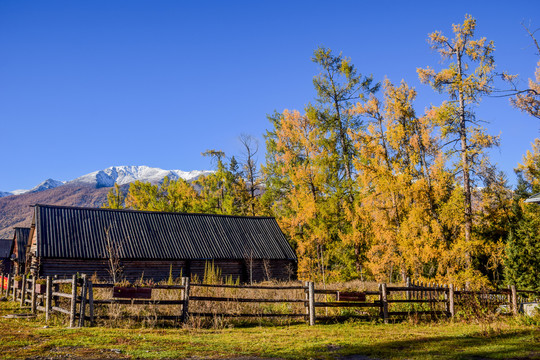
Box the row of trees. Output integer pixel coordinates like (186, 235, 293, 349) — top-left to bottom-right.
(105, 15, 540, 290)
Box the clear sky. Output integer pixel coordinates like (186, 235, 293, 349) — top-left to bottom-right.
(1, 0, 539, 191)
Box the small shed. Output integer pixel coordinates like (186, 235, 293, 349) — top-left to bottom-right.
(525, 193, 540, 203)
(0, 239, 13, 273)
(27, 204, 297, 282)
(11, 227, 30, 275)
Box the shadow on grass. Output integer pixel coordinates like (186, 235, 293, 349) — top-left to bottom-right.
(301, 328, 540, 360)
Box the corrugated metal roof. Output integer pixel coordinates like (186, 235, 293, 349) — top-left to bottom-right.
(0, 239, 12, 258)
(14, 227, 30, 262)
(34, 204, 297, 261)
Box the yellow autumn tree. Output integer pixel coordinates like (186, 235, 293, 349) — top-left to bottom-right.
(263, 48, 378, 283)
(125, 177, 202, 213)
(103, 183, 125, 209)
(352, 79, 455, 282)
(417, 15, 500, 283)
(269, 109, 333, 282)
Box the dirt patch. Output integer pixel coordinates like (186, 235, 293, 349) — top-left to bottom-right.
(25, 347, 130, 359)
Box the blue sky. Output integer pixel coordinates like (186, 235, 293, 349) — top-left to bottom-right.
(1, 1, 539, 191)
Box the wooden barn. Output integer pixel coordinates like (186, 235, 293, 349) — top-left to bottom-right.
(26, 204, 297, 282)
(0, 239, 13, 274)
(11, 227, 30, 275)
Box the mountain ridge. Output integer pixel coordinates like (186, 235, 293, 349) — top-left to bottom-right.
(0, 165, 212, 197)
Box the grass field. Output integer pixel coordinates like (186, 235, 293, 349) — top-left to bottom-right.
(0, 299, 539, 359)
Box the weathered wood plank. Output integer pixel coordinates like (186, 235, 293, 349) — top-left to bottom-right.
(190, 296, 306, 303)
(314, 302, 381, 308)
(52, 292, 73, 299)
(388, 311, 448, 316)
(337, 292, 366, 302)
(387, 299, 446, 303)
(192, 283, 306, 290)
(113, 287, 152, 299)
(189, 312, 306, 318)
(92, 299, 185, 305)
(52, 306, 70, 315)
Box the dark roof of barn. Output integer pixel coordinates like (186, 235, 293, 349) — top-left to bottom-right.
(0, 239, 12, 258)
(13, 227, 30, 263)
(33, 204, 297, 261)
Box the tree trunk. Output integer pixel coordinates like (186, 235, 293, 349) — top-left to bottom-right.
(457, 51, 473, 269)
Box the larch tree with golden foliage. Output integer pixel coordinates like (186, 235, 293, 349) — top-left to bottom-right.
(263, 48, 379, 282)
(125, 177, 201, 213)
(312, 48, 378, 281)
(265, 109, 333, 281)
(418, 15, 500, 273)
(352, 79, 454, 282)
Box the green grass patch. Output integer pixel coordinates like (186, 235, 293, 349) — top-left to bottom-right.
(0, 299, 538, 359)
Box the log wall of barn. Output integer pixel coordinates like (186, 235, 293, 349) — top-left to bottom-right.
(38, 258, 296, 283)
(0, 259, 11, 274)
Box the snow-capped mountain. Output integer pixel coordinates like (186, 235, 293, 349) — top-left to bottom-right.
(0, 178, 65, 198)
(69, 166, 212, 188)
(0, 166, 212, 197)
(29, 178, 66, 193)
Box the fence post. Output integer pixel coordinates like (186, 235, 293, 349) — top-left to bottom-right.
(31, 276, 37, 314)
(308, 281, 315, 326)
(79, 274, 88, 327)
(304, 281, 309, 322)
(45, 276, 52, 323)
(69, 274, 78, 328)
(1, 273, 6, 298)
(380, 283, 389, 324)
(181, 277, 190, 323)
(20, 274, 27, 306)
(0, 273, 4, 297)
(88, 280, 94, 326)
(511, 285, 518, 316)
(445, 284, 449, 313)
(406, 277, 411, 300)
(448, 284, 455, 317)
(53, 275, 59, 308)
(8, 274, 14, 301)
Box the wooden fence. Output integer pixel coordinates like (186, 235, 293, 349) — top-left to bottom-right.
(1, 273, 539, 327)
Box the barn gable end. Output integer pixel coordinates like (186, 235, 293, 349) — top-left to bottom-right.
(12, 227, 30, 275)
(0, 239, 13, 273)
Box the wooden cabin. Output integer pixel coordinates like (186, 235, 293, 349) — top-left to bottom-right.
(11, 227, 30, 275)
(26, 204, 297, 282)
(0, 239, 13, 274)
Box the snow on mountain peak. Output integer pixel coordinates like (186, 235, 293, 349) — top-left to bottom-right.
(0, 166, 212, 197)
(70, 165, 212, 188)
(29, 178, 66, 193)
(0, 178, 66, 198)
